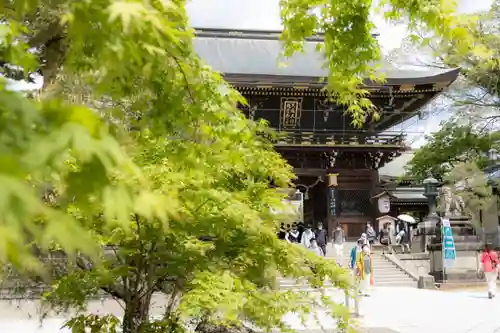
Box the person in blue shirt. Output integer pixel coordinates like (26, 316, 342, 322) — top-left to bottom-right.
(349, 239, 363, 271)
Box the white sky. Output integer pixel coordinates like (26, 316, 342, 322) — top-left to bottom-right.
(187, 0, 492, 52)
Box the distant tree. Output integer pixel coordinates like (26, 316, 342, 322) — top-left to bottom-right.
(389, 2, 500, 128)
(406, 120, 500, 181)
(444, 162, 494, 223)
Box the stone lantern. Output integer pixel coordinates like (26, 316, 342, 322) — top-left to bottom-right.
(423, 173, 439, 217)
(414, 173, 441, 253)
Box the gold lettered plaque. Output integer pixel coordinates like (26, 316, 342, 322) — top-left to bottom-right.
(280, 97, 303, 128)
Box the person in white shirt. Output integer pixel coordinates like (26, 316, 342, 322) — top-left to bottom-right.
(332, 224, 346, 264)
(301, 224, 315, 248)
(285, 224, 300, 243)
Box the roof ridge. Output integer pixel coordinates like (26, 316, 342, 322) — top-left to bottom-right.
(193, 27, 378, 41)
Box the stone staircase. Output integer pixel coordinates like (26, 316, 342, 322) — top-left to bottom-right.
(278, 245, 416, 290)
(370, 253, 416, 287)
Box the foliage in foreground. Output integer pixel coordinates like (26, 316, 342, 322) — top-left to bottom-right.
(0, 0, 477, 332)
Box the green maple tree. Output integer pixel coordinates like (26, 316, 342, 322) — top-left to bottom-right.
(444, 162, 494, 224)
(0, 0, 477, 332)
(391, 1, 500, 127)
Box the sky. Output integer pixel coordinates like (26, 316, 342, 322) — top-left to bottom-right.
(9, 0, 496, 175)
(187, 0, 492, 52)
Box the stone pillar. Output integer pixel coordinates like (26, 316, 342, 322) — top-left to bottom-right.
(423, 174, 439, 219)
(415, 175, 440, 253)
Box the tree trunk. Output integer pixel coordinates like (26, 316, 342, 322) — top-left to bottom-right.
(122, 292, 153, 333)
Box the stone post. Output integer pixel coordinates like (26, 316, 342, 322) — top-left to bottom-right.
(416, 174, 440, 252)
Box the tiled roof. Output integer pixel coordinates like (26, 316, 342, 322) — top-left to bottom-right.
(193, 28, 460, 84)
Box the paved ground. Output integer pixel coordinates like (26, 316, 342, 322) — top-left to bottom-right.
(284, 286, 500, 333)
(1, 286, 499, 332)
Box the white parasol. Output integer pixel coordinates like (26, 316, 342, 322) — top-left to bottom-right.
(397, 214, 416, 224)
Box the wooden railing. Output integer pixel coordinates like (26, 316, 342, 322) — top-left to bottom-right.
(273, 130, 406, 147)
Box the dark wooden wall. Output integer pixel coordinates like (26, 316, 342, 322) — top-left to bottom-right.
(240, 92, 436, 133)
(329, 169, 378, 237)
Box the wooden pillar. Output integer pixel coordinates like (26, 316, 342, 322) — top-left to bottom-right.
(327, 173, 339, 238)
(371, 169, 380, 230)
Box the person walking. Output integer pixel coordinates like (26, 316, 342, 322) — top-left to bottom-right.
(314, 222, 328, 257)
(379, 223, 392, 254)
(356, 244, 373, 297)
(278, 223, 286, 240)
(332, 224, 346, 263)
(395, 220, 407, 244)
(349, 239, 363, 273)
(297, 222, 305, 243)
(395, 219, 410, 253)
(301, 224, 315, 249)
(365, 222, 377, 245)
(481, 243, 499, 299)
(285, 224, 300, 243)
(359, 233, 369, 247)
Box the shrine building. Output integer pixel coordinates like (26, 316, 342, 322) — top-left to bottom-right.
(193, 28, 460, 238)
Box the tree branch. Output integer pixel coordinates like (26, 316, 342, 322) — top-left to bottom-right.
(75, 255, 126, 300)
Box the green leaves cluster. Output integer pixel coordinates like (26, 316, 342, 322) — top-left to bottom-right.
(444, 162, 494, 223)
(279, 0, 471, 126)
(406, 120, 500, 181)
(439, 2, 500, 100)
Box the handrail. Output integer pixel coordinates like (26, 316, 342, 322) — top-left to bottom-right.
(383, 253, 419, 282)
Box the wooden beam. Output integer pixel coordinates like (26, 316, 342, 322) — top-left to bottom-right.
(294, 168, 326, 176)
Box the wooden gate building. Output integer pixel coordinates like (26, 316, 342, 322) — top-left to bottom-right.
(193, 28, 460, 237)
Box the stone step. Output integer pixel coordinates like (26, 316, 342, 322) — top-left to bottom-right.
(372, 262, 398, 266)
(279, 281, 416, 290)
(372, 265, 400, 270)
(279, 273, 404, 279)
(371, 272, 410, 278)
(375, 281, 416, 287)
(283, 252, 417, 289)
(372, 275, 411, 281)
(279, 275, 412, 282)
(373, 273, 409, 277)
(372, 264, 406, 270)
(373, 272, 412, 278)
(371, 263, 402, 267)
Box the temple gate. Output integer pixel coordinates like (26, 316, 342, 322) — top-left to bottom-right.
(193, 28, 460, 238)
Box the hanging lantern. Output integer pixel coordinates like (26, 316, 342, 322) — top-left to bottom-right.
(327, 173, 338, 187)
